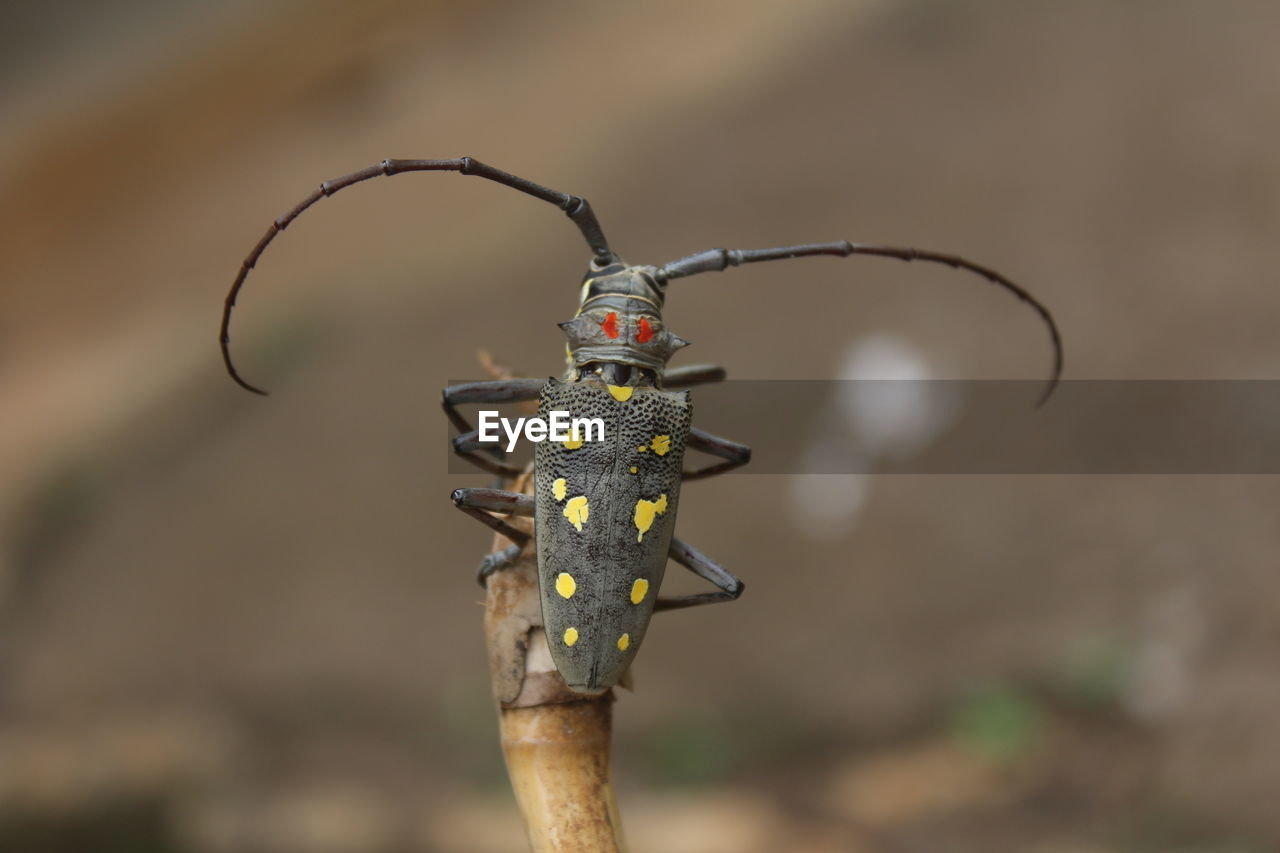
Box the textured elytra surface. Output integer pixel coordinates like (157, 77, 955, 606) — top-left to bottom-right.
(534, 378, 692, 691)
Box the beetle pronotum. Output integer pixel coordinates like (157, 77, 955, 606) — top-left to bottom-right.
(222, 157, 1062, 693)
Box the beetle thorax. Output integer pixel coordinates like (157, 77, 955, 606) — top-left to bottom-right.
(559, 264, 688, 374)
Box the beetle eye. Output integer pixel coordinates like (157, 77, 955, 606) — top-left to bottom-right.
(636, 317, 654, 343)
(600, 312, 619, 339)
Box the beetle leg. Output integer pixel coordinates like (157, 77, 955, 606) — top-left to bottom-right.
(443, 378, 544, 434)
(662, 363, 727, 389)
(451, 430, 526, 478)
(442, 378, 544, 476)
(654, 536, 744, 612)
(682, 427, 752, 480)
(477, 543, 523, 585)
(451, 487, 535, 548)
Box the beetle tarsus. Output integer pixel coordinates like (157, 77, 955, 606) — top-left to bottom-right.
(477, 543, 524, 585)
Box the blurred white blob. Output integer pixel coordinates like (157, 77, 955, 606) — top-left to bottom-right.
(786, 333, 963, 540)
(835, 333, 963, 461)
(783, 469, 871, 541)
(1123, 579, 1206, 720)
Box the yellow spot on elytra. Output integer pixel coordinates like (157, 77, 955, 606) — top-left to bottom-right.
(637, 445, 647, 453)
(607, 385, 634, 402)
(555, 572, 576, 599)
(629, 466, 638, 474)
(633, 493, 669, 542)
(562, 428, 584, 450)
(617, 633, 631, 651)
(552, 478, 567, 501)
(563, 496, 590, 532)
(563, 627, 579, 647)
(630, 578, 650, 604)
(650, 435, 672, 456)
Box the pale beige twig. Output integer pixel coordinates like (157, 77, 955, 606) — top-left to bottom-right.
(482, 468, 627, 852)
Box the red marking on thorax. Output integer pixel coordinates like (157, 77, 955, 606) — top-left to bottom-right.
(636, 317, 654, 343)
(601, 312, 619, 338)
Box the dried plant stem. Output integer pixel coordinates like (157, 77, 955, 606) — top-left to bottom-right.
(500, 700, 625, 852)
(483, 469, 627, 852)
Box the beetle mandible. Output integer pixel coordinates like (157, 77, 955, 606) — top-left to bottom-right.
(220, 157, 1063, 694)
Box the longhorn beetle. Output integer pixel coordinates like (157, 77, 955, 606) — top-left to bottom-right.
(221, 158, 1062, 694)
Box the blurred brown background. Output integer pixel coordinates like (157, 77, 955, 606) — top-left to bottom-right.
(2, 1, 1278, 851)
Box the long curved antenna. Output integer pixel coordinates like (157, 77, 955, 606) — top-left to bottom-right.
(658, 242, 1063, 407)
(221, 158, 614, 394)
